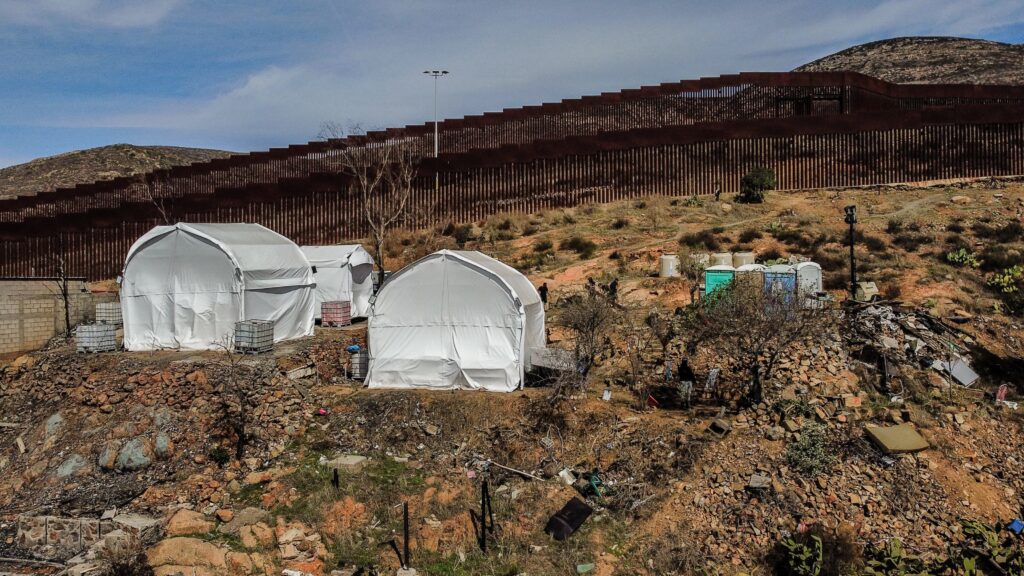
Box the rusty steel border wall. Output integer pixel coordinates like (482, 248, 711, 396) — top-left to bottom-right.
(3, 71, 1024, 280)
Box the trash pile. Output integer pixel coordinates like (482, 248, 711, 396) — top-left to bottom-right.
(846, 303, 983, 397)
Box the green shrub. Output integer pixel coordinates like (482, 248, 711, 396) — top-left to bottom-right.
(863, 539, 932, 576)
(988, 265, 1024, 294)
(737, 166, 776, 203)
(778, 536, 823, 576)
(974, 221, 1024, 243)
(534, 239, 554, 253)
(891, 232, 929, 252)
(209, 446, 231, 467)
(784, 423, 835, 476)
(980, 245, 1024, 272)
(858, 233, 889, 252)
(945, 248, 981, 268)
(886, 218, 904, 234)
(679, 229, 721, 251)
(611, 217, 629, 230)
(739, 229, 763, 243)
(560, 236, 598, 259)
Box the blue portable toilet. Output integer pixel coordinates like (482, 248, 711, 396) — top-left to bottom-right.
(764, 264, 796, 301)
(704, 265, 736, 296)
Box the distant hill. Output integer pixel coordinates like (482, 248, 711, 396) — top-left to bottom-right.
(796, 36, 1024, 84)
(0, 144, 232, 199)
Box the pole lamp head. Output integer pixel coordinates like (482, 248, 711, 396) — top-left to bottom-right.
(844, 205, 857, 225)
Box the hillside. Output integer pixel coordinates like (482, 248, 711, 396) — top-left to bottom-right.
(796, 36, 1024, 84)
(0, 144, 232, 200)
(5, 181, 1024, 574)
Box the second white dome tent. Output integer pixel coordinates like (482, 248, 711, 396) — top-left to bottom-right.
(365, 250, 545, 392)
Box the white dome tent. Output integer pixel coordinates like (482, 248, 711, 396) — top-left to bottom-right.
(120, 223, 316, 351)
(366, 250, 545, 392)
(300, 245, 375, 319)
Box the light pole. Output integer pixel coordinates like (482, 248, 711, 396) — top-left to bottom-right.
(423, 70, 448, 194)
(422, 70, 449, 158)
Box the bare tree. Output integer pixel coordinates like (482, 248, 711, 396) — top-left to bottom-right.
(677, 247, 706, 304)
(622, 307, 657, 410)
(213, 337, 260, 460)
(333, 128, 424, 287)
(52, 236, 72, 337)
(136, 173, 173, 224)
(549, 290, 619, 403)
(317, 120, 348, 141)
(677, 280, 836, 405)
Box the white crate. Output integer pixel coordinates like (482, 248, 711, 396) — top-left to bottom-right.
(76, 323, 117, 353)
(234, 320, 274, 354)
(95, 302, 123, 325)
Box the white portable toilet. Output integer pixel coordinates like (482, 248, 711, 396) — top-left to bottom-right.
(735, 263, 766, 290)
(796, 261, 823, 305)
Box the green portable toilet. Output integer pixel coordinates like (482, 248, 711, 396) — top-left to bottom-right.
(704, 265, 735, 296)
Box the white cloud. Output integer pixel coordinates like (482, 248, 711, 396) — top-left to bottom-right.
(29, 0, 1024, 151)
(0, 0, 181, 28)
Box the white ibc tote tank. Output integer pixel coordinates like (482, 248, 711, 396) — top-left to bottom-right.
(659, 254, 680, 277)
(711, 252, 733, 267)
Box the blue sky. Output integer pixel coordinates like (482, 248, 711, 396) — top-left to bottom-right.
(1, 0, 1023, 168)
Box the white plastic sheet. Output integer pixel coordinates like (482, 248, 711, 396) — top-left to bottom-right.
(366, 250, 545, 392)
(300, 245, 375, 318)
(120, 223, 315, 351)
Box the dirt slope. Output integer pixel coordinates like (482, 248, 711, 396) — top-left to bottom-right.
(0, 144, 232, 199)
(796, 36, 1024, 84)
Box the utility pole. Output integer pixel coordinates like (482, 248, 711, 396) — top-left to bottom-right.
(423, 70, 449, 193)
(844, 205, 858, 300)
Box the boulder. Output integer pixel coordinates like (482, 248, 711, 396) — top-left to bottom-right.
(147, 537, 226, 573)
(56, 454, 89, 478)
(217, 507, 269, 535)
(240, 522, 275, 549)
(97, 441, 121, 471)
(154, 432, 174, 460)
(116, 438, 154, 472)
(166, 510, 214, 536)
(45, 413, 64, 437)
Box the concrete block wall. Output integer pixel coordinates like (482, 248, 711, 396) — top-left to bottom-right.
(0, 279, 117, 356)
(16, 515, 114, 559)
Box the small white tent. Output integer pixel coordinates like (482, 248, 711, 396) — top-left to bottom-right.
(301, 245, 375, 319)
(366, 250, 544, 392)
(120, 223, 316, 351)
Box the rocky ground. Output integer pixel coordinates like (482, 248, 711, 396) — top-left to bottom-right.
(3, 182, 1024, 575)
